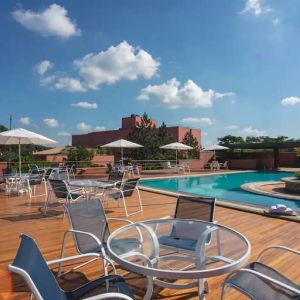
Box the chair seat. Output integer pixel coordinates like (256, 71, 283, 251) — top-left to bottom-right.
(82, 238, 141, 256)
(67, 274, 135, 300)
(159, 235, 197, 251)
(226, 262, 300, 300)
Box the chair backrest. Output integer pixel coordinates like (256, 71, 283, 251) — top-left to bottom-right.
(28, 164, 40, 174)
(121, 178, 140, 197)
(48, 179, 69, 199)
(64, 199, 110, 254)
(8, 234, 67, 300)
(174, 195, 215, 222)
(108, 170, 125, 182)
(28, 173, 44, 185)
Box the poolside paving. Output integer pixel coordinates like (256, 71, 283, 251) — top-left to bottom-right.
(0, 175, 299, 299)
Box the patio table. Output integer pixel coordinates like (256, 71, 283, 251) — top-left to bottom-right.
(69, 179, 115, 198)
(107, 219, 251, 300)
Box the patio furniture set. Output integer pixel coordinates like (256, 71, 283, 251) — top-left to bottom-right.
(4, 166, 300, 299)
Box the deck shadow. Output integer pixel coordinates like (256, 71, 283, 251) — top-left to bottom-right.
(0, 210, 63, 221)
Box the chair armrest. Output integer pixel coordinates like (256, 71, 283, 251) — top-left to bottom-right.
(257, 245, 300, 262)
(83, 293, 134, 300)
(69, 187, 85, 193)
(160, 216, 171, 219)
(47, 253, 101, 266)
(107, 217, 134, 224)
(226, 268, 300, 295)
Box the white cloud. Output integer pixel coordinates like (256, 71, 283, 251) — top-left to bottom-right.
(242, 126, 266, 136)
(41, 75, 86, 92)
(226, 125, 238, 130)
(35, 60, 53, 75)
(12, 4, 80, 38)
(281, 96, 300, 106)
(239, 0, 272, 16)
(57, 131, 70, 136)
(272, 18, 279, 26)
(138, 78, 234, 109)
(72, 101, 98, 109)
(180, 117, 214, 126)
(74, 41, 160, 89)
(76, 122, 92, 132)
(43, 118, 59, 127)
(95, 126, 106, 131)
(19, 117, 30, 126)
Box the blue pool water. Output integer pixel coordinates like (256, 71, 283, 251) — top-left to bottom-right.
(140, 171, 300, 211)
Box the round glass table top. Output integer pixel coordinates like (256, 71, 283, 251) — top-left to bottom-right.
(107, 219, 251, 280)
(69, 179, 115, 188)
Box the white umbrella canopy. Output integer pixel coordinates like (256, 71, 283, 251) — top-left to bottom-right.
(202, 144, 229, 160)
(101, 139, 143, 165)
(160, 142, 193, 165)
(0, 128, 57, 174)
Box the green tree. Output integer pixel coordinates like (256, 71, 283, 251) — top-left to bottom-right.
(128, 113, 161, 160)
(218, 135, 245, 146)
(67, 147, 93, 166)
(181, 129, 200, 159)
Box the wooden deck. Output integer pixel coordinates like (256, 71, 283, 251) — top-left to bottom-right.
(0, 176, 299, 300)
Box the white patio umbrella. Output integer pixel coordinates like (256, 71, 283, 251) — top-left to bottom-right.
(202, 144, 229, 160)
(101, 139, 143, 165)
(160, 142, 193, 166)
(0, 128, 57, 174)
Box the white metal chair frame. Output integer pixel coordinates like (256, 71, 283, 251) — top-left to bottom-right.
(43, 180, 87, 214)
(27, 174, 48, 204)
(221, 245, 300, 299)
(59, 215, 137, 277)
(8, 250, 134, 300)
(104, 181, 143, 217)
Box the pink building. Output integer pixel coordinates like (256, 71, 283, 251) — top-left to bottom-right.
(72, 115, 201, 147)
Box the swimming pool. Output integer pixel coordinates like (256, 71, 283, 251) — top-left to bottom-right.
(140, 171, 300, 211)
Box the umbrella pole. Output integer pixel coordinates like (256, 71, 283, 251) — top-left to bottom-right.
(18, 139, 21, 175)
(176, 149, 178, 166)
(121, 147, 123, 166)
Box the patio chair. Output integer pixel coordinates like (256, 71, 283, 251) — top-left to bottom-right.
(104, 178, 142, 217)
(43, 179, 86, 214)
(221, 245, 300, 300)
(177, 161, 190, 173)
(8, 234, 135, 300)
(108, 171, 125, 188)
(162, 161, 177, 172)
(28, 164, 45, 175)
(27, 173, 48, 204)
(159, 195, 216, 253)
(60, 198, 141, 277)
(219, 161, 228, 169)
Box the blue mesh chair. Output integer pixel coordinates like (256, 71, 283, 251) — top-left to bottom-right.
(8, 234, 135, 300)
(59, 199, 141, 277)
(104, 178, 142, 217)
(158, 195, 216, 294)
(221, 245, 300, 300)
(159, 195, 216, 252)
(43, 179, 86, 215)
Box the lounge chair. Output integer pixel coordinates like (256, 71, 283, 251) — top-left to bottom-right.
(60, 199, 141, 277)
(162, 161, 177, 172)
(177, 161, 191, 173)
(221, 245, 300, 299)
(219, 161, 228, 169)
(8, 234, 135, 300)
(104, 178, 142, 217)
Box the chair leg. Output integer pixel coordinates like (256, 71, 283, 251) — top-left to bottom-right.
(121, 195, 129, 217)
(137, 188, 143, 213)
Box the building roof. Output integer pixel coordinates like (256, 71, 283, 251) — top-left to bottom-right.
(227, 141, 300, 149)
(33, 147, 66, 155)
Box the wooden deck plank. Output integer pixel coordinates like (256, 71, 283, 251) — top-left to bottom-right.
(0, 178, 299, 299)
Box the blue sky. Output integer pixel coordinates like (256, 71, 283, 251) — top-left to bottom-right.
(0, 0, 300, 146)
